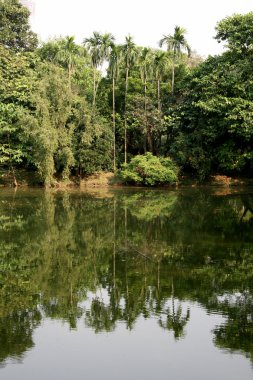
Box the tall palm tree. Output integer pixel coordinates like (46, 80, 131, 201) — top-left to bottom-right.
(101, 33, 115, 63)
(120, 36, 138, 164)
(159, 26, 191, 95)
(84, 32, 103, 110)
(139, 47, 153, 152)
(57, 36, 79, 89)
(84, 32, 114, 115)
(109, 44, 119, 172)
(153, 50, 168, 112)
(100, 33, 116, 171)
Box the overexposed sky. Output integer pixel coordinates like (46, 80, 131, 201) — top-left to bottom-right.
(30, 0, 253, 57)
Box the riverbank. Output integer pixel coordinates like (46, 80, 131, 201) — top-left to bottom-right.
(1, 169, 253, 189)
(0, 169, 121, 188)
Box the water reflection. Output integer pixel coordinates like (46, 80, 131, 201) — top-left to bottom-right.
(0, 188, 253, 368)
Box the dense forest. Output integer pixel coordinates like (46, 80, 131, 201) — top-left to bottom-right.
(0, 0, 253, 186)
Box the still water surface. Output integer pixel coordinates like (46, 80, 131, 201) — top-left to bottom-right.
(0, 188, 253, 379)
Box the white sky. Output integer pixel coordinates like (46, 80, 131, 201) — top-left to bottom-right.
(30, 0, 253, 57)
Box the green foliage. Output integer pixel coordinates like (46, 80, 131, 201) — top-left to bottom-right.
(215, 12, 253, 55)
(0, 4, 193, 184)
(2, 6, 253, 184)
(37, 37, 89, 88)
(0, 45, 36, 170)
(121, 191, 177, 221)
(120, 152, 178, 186)
(0, 44, 36, 105)
(0, 103, 26, 165)
(22, 63, 77, 185)
(167, 13, 253, 179)
(76, 114, 113, 175)
(125, 94, 163, 154)
(0, 32, 112, 184)
(0, 0, 38, 52)
(32, 36, 113, 181)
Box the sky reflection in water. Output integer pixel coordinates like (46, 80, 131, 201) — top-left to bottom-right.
(0, 188, 253, 379)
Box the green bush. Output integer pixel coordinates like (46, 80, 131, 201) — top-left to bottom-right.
(120, 153, 178, 186)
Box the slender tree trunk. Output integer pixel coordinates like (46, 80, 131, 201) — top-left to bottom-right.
(124, 206, 129, 302)
(157, 261, 160, 291)
(113, 199, 116, 291)
(124, 67, 129, 164)
(147, 128, 153, 153)
(157, 78, 162, 153)
(7, 133, 17, 187)
(94, 80, 99, 102)
(124, 205, 127, 250)
(93, 67, 96, 109)
(171, 55, 175, 95)
(144, 79, 147, 153)
(69, 257, 73, 306)
(145, 79, 153, 153)
(172, 277, 175, 320)
(157, 79, 161, 113)
(112, 75, 116, 173)
(68, 63, 72, 90)
(92, 248, 98, 289)
(70, 282, 73, 306)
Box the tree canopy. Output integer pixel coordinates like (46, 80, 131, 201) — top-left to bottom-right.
(0, 2, 253, 185)
(0, 0, 37, 52)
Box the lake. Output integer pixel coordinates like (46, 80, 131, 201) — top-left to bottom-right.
(0, 187, 253, 379)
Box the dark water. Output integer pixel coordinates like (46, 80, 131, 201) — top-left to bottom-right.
(0, 187, 253, 379)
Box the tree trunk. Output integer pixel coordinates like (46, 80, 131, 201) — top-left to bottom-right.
(157, 78, 162, 153)
(113, 199, 116, 291)
(112, 75, 116, 173)
(13, 176, 18, 187)
(144, 79, 147, 153)
(93, 67, 96, 109)
(124, 206, 129, 304)
(147, 124, 153, 153)
(124, 67, 129, 164)
(7, 133, 18, 187)
(172, 277, 175, 319)
(157, 261, 160, 291)
(171, 56, 175, 95)
(157, 79, 161, 113)
(68, 63, 72, 90)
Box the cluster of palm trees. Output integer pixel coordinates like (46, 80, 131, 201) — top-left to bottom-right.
(60, 27, 191, 170)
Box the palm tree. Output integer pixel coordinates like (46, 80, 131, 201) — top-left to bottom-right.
(153, 50, 168, 112)
(84, 32, 115, 111)
(109, 44, 119, 172)
(139, 47, 153, 152)
(84, 32, 103, 110)
(101, 33, 115, 63)
(159, 26, 191, 95)
(57, 36, 79, 89)
(100, 33, 116, 171)
(120, 36, 138, 164)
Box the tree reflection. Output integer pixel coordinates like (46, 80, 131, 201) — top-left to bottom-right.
(213, 292, 253, 361)
(0, 189, 252, 364)
(0, 309, 41, 367)
(85, 298, 117, 333)
(159, 304, 190, 340)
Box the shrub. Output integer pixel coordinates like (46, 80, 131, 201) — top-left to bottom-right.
(120, 153, 178, 186)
